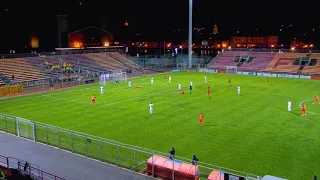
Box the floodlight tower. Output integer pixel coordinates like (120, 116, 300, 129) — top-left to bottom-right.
(188, 0, 193, 68)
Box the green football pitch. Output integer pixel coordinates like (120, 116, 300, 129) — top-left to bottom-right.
(0, 72, 320, 179)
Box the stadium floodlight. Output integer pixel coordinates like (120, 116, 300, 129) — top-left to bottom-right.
(188, 0, 192, 68)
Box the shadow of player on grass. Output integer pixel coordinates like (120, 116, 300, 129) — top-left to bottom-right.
(203, 124, 216, 127)
(289, 111, 300, 116)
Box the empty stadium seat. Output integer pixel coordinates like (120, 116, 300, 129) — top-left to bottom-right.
(0, 58, 44, 82)
(108, 52, 138, 68)
(85, 53, 127, 70)
(238, 52, 276, 71)
(209, 51, 239, 67)
(209, 51, 276, 71)
(265, 53, 320, 74)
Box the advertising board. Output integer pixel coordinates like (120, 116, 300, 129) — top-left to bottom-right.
(277, 74, 288, 78)
(287, 74, 300, 78)
(300, 75, 312, 79)
(201, 69, 315, 80)
(199, 69, 218, 74)
(237, 71, 256, 75)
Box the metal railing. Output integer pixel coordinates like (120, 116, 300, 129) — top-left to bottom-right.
(0, 113, 260, 180)
(0, 154, 64, 180)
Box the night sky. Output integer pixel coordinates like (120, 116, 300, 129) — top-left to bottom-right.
(0, 0, 319, 52)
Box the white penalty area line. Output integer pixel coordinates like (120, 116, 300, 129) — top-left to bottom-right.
(299, 99, 320, 116)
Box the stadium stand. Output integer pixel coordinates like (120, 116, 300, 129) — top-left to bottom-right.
(238, 52, 276, 71)
(85, 53, 128, 70)
(301, 53, 320, 75)
(209, 51, 239, 67)
(0, 58, 44, 82)
(210, 51, 320, 75)
(0, 72, 7, 85)
(61, 54, 105, 73)
(0, 79, 4, 86)
(108, 52, 138, 68)
(25, 55, 104, 78)
(265, 53, 320, 74)
(209, 51, 276, 71)
(0, 52, 139, 87)
(24, 56, 62, 78)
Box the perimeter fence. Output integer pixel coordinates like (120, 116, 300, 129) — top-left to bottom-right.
(0, 113, 261, 180)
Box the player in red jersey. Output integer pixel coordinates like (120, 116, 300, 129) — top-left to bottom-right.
(228, 77, 231, 86)
(179, 90, 185, 94)
(301, 103, 306, 116)
(266, 77, 269, 84)
(90, 95, 96, 104)
(313, 94, 319, 104)
(207, 87, 211, 99)
(198, 113, 204, 126)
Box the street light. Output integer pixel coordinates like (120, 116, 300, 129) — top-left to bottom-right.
(188, 0, 192, 68)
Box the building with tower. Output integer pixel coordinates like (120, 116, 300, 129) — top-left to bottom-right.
(213, 24, 218, 35)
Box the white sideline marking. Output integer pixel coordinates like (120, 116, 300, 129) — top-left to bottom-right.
(298, 99, 320, 116)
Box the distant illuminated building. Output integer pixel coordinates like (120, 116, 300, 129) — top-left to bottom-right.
(213, 24, 218, 35)
(230, 36, 278, 48)
(30, 36, 39, 48)
(68, 26, 113, 48)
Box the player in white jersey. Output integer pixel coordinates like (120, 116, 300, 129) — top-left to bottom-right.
(288, 100, 292, 112)
(149, 102, 154, 114)
(237, 85, 240, 95)
(178, 83, 181, 91)
(151, 77, 154, 85)
(189, 81, 193, 93)
(204, 76, 207, 84)
(169, 76, 172, 84)
(128, 81, 132, 87)
(100, 85, 104, 94)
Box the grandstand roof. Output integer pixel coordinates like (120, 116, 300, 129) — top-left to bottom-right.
(69, 26, 112, 35)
